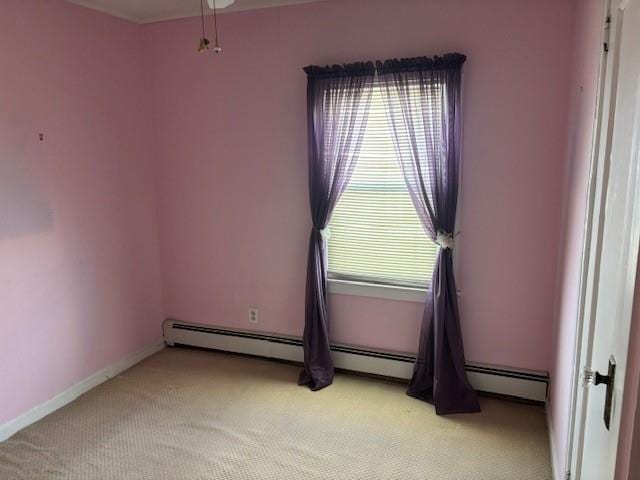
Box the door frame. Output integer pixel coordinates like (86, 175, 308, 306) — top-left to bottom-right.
(565, 0, 640, 478)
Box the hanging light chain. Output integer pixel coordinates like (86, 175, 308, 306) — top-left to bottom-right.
(211, 0, 222, 54)
(196, 0, 223, 55)
(197, 0, 210, 52)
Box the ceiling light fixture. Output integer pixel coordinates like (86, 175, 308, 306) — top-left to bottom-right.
(198, 0, 226, 55)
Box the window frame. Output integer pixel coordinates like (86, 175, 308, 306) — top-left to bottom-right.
(328, 277, 428, 303)
(324, 79, 464, 303)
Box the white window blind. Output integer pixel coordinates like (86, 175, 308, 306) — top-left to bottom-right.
(327, 84, 440, 288)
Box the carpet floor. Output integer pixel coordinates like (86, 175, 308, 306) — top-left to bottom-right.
(0, 347, 552, 479)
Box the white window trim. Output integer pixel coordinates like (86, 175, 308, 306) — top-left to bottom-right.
(328, 278, 427, 303)
(328, 278, 463, 303)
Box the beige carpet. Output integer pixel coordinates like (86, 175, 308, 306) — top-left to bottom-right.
(0, 348, 552, 479)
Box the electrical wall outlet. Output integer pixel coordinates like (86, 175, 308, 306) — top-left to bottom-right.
(248, 308, 259, 324)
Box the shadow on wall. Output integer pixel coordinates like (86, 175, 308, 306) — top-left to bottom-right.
(0, 112, 53, 239)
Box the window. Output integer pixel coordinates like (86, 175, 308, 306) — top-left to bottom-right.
(327, 83, 440, 289)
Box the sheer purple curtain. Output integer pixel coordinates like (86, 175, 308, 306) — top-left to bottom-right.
(378, 54, 480, 414)
(299, 63, 375, 391)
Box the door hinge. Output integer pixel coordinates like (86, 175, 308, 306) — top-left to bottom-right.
(565, 471, 571, 480)
(603, 15, 611, 53)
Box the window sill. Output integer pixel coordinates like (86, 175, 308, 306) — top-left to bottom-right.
(328, 278, 428, 303)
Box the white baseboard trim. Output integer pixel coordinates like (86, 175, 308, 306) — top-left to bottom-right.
(0, 340, 165, 443)
(164, 319, 549, 403)
(546, 407, 565, 480)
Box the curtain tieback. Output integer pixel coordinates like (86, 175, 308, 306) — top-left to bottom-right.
(313, 226, 331, 240)
(435, 230, 456, 250)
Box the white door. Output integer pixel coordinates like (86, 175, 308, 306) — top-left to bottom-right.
(571, 0, 640, 478)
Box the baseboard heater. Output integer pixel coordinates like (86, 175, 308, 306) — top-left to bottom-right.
(163, 319, 548, 403)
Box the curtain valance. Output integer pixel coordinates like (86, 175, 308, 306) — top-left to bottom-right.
(304, 53, 466, 79)
(303, 62, 375, 79)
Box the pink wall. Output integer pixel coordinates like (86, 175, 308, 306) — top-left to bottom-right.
(548, 0, 604, 477)
(0, 1, 164, 424)
(145, 0, 573, 371)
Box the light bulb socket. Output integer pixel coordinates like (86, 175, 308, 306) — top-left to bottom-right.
(198, 37, 210, 53)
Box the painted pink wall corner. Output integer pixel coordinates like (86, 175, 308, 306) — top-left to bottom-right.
(0, 0, 164, 424)
(548, 0, 605, 477)
(144, 0, 574, 372)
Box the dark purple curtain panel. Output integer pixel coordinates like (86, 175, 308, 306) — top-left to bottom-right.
(378, 54, 480, 414)
(299, 63, 375, 391)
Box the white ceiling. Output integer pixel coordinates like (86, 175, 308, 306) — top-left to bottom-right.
(65, 0, 328, 24)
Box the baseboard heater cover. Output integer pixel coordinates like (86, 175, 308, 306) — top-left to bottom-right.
(163, 319, 548, 403)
